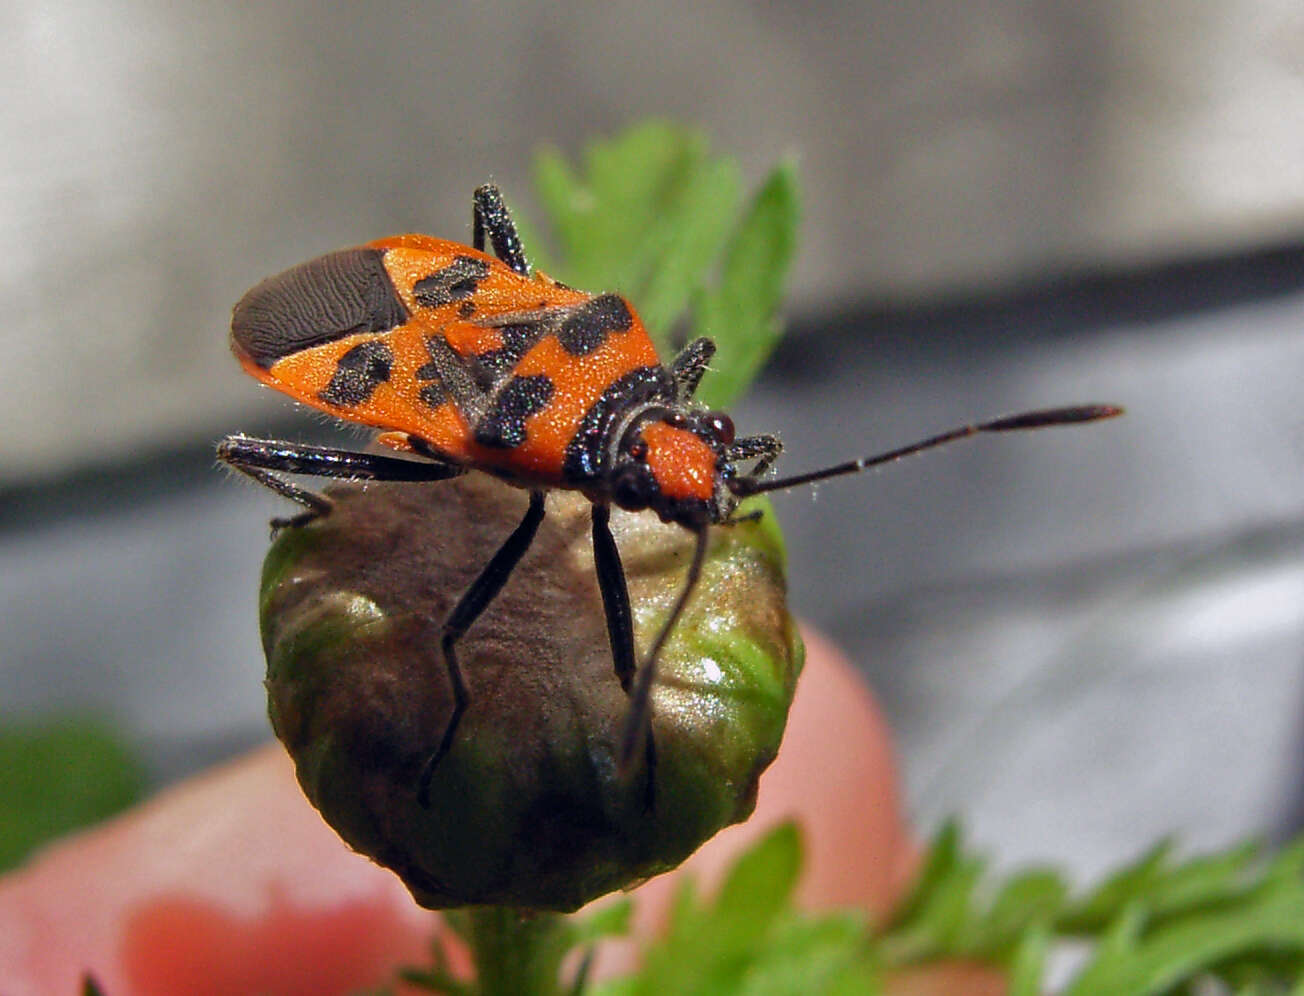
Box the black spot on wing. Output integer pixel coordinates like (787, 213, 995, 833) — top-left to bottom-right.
(413, 255, 491, 308)
(232, 248, 408, 369)
(417, 384, 445, 409)
(415, 336, 450, 408)
(318, 340, 394, 406)
(468, 351, 509, 392)
(474, 374, 555, 449)
(563, 365, 676, 482)
(555, 295, 633, 356)
(466, 321, 543, 391)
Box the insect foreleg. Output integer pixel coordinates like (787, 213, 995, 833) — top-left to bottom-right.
(592, 503, 658, 807)
(670, 337, 716, 401)
(725, 434, 783, 477)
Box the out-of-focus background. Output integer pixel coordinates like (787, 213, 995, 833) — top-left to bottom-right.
(3, 1, 1304, 880)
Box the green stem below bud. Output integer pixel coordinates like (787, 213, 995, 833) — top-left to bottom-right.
(460, 907, 570, 996)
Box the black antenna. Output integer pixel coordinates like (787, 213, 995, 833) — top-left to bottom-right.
(729, 404, 1123, 498)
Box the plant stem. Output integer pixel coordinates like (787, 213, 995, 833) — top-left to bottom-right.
(463, 906, 569, 996)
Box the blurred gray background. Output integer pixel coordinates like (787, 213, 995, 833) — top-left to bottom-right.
(3, 0, 1304, 882)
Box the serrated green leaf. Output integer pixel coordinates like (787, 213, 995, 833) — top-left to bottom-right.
(716, 822, 803, 922)
(690, 163, 799, 408)
(1059, 840, 1174, 932)
(1062, 903, 1147, 995)
(969, 867, 1070, 955)
(589, 979, 637, 996)
(916, 854, 985, 950)
(603, 824, 821, 996)
(0, 716, 146, 872)
(667, 873, 699, 929)
(532, 122, 715, 298)
(1264, 837, 1304, 884)
(738, 911, 879, 996)
(884, 819, 965, 931)
(531, 124, 797, 405)
(632, 158, 741, 342)
(877, 820, 988, 961)
(569, 897, 633, 946)
(1067, 893, 1304, 995)
(1006, 923, 1051, 996)
(441, 908, 473, 945)
(1144, 839, 1262, 918)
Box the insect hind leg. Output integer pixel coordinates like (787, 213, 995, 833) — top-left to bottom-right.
(217, 435, 464, 532)
(472, 184, 529, 277)
(226, 463, 334, 533)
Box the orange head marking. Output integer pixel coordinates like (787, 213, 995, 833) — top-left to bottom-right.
(606, 409, 739, 530)
(641, 421, 716, 504)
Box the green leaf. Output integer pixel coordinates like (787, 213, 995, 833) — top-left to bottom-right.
(877, 820, 986, 960)
(1059, 840, 1174, 932)
(1065, 894, 1304, 995)
(969, 867, 1070, 955)
(884, 819, 965, 930)
(0, 715, 146, 872)
(1262, 836, 1304, 885)
(1143, 839, 1262, 917)
(569, 897, 633, 946)
(715, 822, 803, 922)
(1062, 903, 1147, 995)
(1006, 923, 1051, 996)
(533, 122, 724, 312)
(690, 163, 799, 408)
(633, 158, 741, 342)
(532, 123, 797, 394)
(737, 912, 880, 996)
(599, 824, 815, 996)
(594, 812, 1304, 996)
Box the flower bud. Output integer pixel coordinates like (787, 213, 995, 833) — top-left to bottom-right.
(260, 473, 801, 912)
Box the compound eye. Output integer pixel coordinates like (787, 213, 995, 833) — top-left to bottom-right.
(612, 465, 652, 510)
(706, 411, 735, 445)
(664, 411, 689, 430)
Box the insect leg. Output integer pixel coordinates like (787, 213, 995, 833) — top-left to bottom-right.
(591, 503, 658, 807)
(725, 434, 784, 477)
(670, 337, 717, 401)
(218, 435, 464, 530)
(418, 489, 547, 807)
(472, 184, 530, 277)
(591, 504, 637, 692)
(618, 526, 710, 775)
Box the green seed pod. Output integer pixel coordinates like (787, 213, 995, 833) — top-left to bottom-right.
(260, 473, 802, 912)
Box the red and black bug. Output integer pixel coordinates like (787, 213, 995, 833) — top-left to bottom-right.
(219, 184, 1120, 806)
